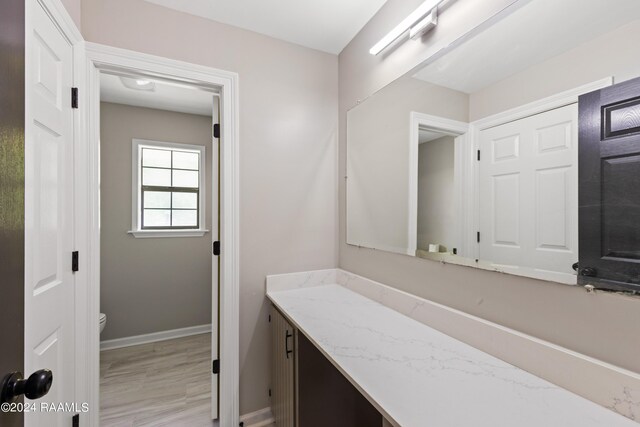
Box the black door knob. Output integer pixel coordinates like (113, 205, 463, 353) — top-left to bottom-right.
(580, 267, 597, 277)
(0, 369, 53, 403)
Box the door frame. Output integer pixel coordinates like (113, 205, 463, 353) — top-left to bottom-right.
(466, 77, 612, 284)
(80, 43, 240, 426)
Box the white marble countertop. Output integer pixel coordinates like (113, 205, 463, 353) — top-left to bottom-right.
(267, 284, 638, 427)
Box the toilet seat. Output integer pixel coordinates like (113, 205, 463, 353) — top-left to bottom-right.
(99, 313, 107, 334)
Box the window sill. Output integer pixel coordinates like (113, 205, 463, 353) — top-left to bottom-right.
(128, 229, 209, 238)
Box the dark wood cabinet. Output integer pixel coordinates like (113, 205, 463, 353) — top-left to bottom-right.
(271, 306, 296, 427)
(270, 304, 385, 427)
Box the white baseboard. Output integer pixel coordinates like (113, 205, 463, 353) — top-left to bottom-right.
(100, 324, 212, 351)
(240, 407, 274, 427)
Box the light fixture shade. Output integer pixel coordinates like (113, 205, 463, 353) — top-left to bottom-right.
(369, 0, 443, 55)
(119, 76, 156, 92)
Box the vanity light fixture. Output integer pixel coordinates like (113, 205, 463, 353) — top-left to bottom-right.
(409, 8, 438, 40)
(369, 0, 444, 55)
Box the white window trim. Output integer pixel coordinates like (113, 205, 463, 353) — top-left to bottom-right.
(129, 138, 209, 238)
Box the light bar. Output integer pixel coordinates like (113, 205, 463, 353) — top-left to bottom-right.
(369, 0, 444, 55)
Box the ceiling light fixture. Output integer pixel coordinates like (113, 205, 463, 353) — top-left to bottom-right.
(119, 76, 156, 92)
(369, 0, 444, 55)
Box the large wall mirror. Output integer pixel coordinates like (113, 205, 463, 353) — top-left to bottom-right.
(346, 0, 640, 286)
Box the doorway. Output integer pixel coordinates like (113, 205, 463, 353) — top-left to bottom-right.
(409, 112, 470, 258)
(96, 69, 220, 425)
(81, 44, 240, 427)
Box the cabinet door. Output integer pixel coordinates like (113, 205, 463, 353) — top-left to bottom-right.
(271, 306, 295, 427)
(578, 76, 640, 291)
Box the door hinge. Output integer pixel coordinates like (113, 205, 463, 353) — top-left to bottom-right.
(72, 251, 79, 272)
(477, 232, 480, 243)
(212, 359, 220, 374)
(72, 413, 80, 427)
(71, 87, 78, 109)
(213, 123, 220, 139)
(477, 150, 481, 161)
(213, 241, 220, 256)
(268, 388, 271, 397)
(268, 314, 271, 323)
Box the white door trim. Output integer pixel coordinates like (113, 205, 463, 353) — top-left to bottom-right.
(467, 77, 613, 281)
(409, 112, 469, 256)
(81, 43, 240, 426)
(470, 78, 614, 131)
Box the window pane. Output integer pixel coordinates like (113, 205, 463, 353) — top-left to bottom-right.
(143, 191, 171, 208)
(173, 170, 199, 188)
(173, 192, 198, 209)
(143, 167, 171, 186)
(172, 209, 197, 227)
(143, 209, 170, 227)
(173, 151, 199, 170)
(142, 148, 171, 168)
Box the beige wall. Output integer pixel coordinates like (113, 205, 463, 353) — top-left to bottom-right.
(417, 135, 456, 252)
(100, 102, 213, 341)
(61, 0, 81, 30)
(339, 0, 640, 377)
(83, 0, 338, 414)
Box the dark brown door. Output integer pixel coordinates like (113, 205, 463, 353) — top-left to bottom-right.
(578, 77, 640, 292)
(0, 0, 25, 425)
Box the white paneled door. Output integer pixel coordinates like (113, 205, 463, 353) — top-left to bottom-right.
(479, 104, 578, 282)
(25, 0, 76, 425)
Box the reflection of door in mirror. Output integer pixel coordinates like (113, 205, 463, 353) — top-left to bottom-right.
(478, 104, 578, 283)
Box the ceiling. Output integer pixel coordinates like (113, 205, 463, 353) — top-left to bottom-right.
(413, 0, 640, 94)
(144, 0, 388, 54)
(419, 129, 449, 144)
(100, 73, 216, 116)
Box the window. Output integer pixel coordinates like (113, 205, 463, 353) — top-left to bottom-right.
(130, 139, 207, 237)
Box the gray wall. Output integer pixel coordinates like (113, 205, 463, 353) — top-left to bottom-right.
(83, 0, 338, 414)
(339, 0, 640, 377)
(100, 102, 213, 341)
(417, 135, 455, 252)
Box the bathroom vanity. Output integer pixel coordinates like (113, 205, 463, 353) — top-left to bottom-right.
(267, 269, 639, 427)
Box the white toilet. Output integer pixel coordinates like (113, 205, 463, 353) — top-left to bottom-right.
(99, 313, 107, 334)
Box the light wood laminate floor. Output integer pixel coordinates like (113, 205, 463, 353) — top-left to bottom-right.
(100, 333, 214, 427)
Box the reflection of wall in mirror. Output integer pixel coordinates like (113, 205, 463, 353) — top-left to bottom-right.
(470, 20, 640, 120)
(346, 77, 468, 255)
(417, 135, 456, 253)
